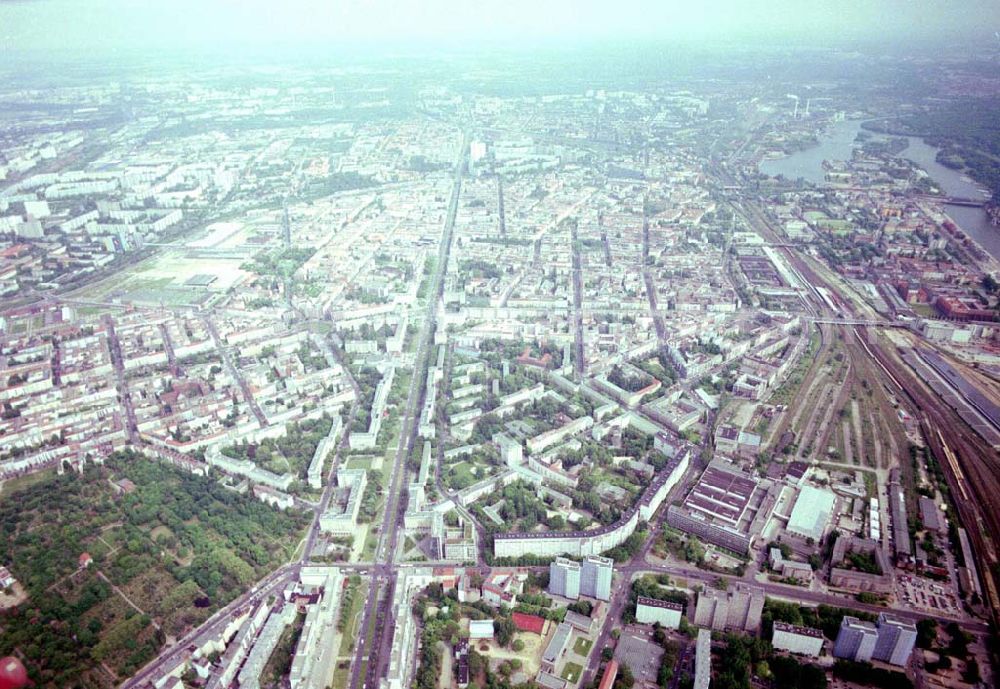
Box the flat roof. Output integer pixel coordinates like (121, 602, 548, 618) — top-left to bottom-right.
(878, 612, 917, 630)
(842, 616, 878, 632)
(683, 463, 757, 524)
(787, 485, 836, 540)
(773, 621, 823, 638)
(694, 629, 711, 689)
(537, 671, 568, 689)
(542, 623, 573, 662)
(637, 596, 683, 611)
(185, 273, 218, 286)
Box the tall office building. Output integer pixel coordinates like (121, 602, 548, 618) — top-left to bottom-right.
(549, 557, 581, 599)
(833, 616, 879, 662)
(580, 555, 613, 601)
(872, 613, 917, 666)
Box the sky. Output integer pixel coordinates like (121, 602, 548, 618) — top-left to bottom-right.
(1, 0, 998, 59)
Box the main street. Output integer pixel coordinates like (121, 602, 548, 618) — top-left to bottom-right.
(121, 141, 995, 689)
(348, 131, 469, 689)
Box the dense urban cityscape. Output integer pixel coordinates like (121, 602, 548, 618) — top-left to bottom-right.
(1, 5, 1000, 689)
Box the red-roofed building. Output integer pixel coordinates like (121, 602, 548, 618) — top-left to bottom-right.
(935, 295, 999, 322)
(0, 244, 31, 259)
(512, 612, 546, 635)
(598, 659, 618, 689)
(79, 552, 93, 568)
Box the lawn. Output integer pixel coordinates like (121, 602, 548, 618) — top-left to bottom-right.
(444, 460, 477, 490)
(0, 468, 55, 497)
(344, 456, 374, 471)
(561, 662, 584, 683)
(338, 577, 368, 656)
(573, 637, 594, 657)
(331, 664, 351, 689)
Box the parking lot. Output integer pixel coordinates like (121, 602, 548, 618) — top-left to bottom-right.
(897, 574, 961, 616)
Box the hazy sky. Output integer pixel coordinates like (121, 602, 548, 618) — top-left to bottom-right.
(1, 0, 998, 58)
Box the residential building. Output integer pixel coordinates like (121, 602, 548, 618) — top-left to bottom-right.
(549, 557, 581, 599)
(636, 597, 683, 629)
(692, 583, 764, 633)
(694, 629, 711, 689)
(872, 613, 917, 666)
(580, 555, 613, 601)
(771, 622, 824, 657)
(833, 616, 879, 663)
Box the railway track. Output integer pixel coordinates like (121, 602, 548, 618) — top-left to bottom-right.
(723, 183, 1000, 624)
(861, 331, 1000, 624)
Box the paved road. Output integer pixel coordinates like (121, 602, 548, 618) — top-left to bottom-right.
(203, 316, 268, 428)
(122, 333, 362, 688)
(349, 133, 469, 689)
(122, 565, 298, 689)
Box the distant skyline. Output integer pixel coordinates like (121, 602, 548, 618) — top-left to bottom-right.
(1, 0, 999, 60)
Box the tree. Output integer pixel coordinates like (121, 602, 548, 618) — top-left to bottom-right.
(614, 664, 635, 689)
(963, 658, 981, 684)
(915, 619, 937, 649)
(494, 615, 516, 647)
(945, 622, 971, 659)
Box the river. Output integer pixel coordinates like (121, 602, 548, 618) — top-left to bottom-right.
(758, 120, 1000, 261)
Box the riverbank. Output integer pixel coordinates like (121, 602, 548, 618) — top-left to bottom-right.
(757, 118, 1000, 263)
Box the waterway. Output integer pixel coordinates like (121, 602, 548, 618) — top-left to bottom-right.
(758, 120, 1000, 261)
(758, 118, 863, 185)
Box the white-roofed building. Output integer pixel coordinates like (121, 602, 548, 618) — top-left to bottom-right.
(787, 485, 836, 542)
(772, 621, 824, 657)
(469, 620, 495, 640)
(636, 597, 683, 629)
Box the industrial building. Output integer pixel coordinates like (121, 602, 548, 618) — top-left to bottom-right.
(830, 536, 893, 594)
(786, 485, 836, 541)
(666, 458, 778, 555)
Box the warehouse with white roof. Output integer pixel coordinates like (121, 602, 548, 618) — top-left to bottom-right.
(786, 485, 836, 541)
